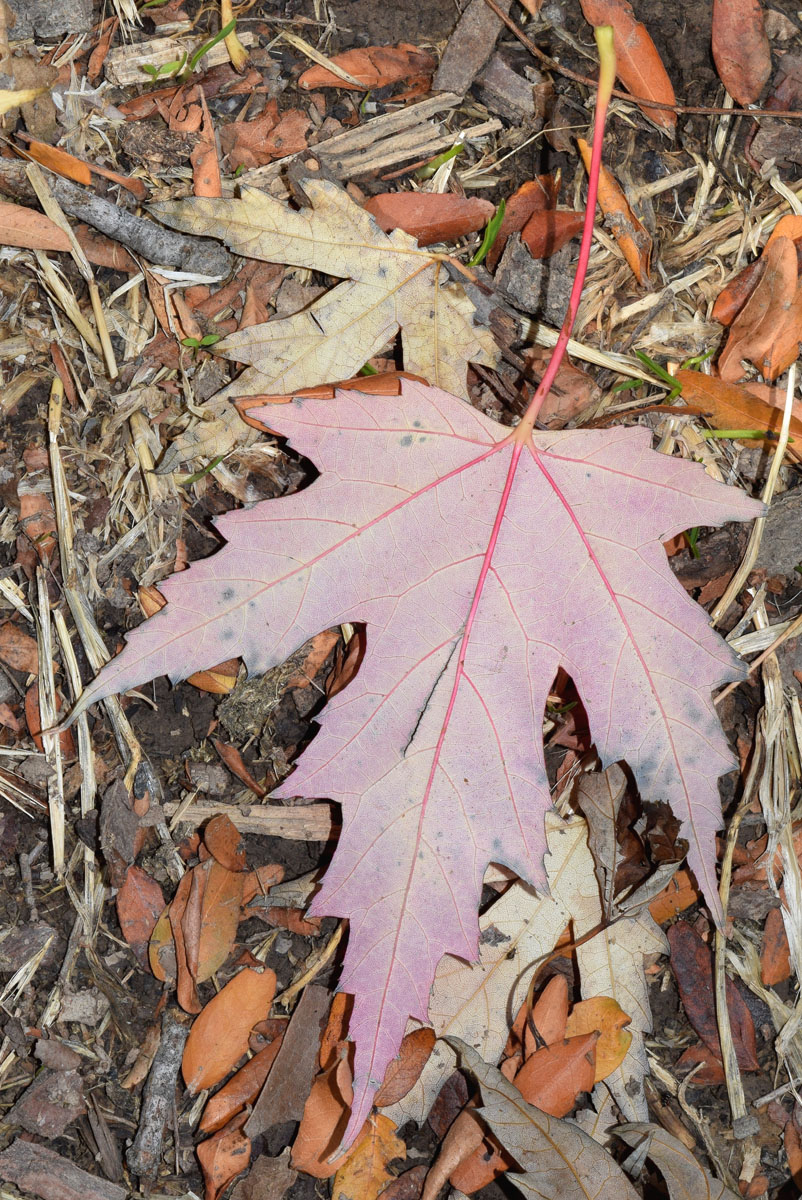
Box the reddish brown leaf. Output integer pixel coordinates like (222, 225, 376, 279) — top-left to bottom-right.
(675, 1042, 726, 1085)
(579, 0, 676, 133)
(320, 993, 353, 1071)
(199, 1032, 285, 1132)
(117, 866, 165, 968)
(197, 1112, 251, 1200)
(712, 0, 772, 105)
(363, 193, 495, 248)
(291, 1057, 354, 1178)
(648, 867, 700, 924)
(487, 176, 559, 271)
(286, 628, 342, 690)
(0, 201, 71, 251)
(220, 100, 311, 171)
(169, 869, 201, 1013)
(522, 347, 600, 429)
(183, 966, 277, 1093)
(192, 88, 222, 199)
(149, 906, 176, 983)
(204, 813, 247, 872)
(520, 210, 585, 259)
(712, 256, 766, 327)
(256, 906, 322, 936)
(24, 683, 73, 756)
(298, 44, 435, 91)
(0, 621, 45, 676)
(577, 138, 650, 283)
(241, 863, 285, 906)
(667, 921, 759, 1073)
(212, 737, 267, 798)
(374, 1028, 436, 1107)
(675, 370, 802, 447)
(193, 860, 246, 982)
(718, 237, 802, 382)
(760, 904, 791, 986)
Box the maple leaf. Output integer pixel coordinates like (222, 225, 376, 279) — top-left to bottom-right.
(70, 380, 762, 1145)
(149, 181, 498, 468)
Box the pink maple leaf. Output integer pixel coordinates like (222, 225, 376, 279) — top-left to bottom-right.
(71, 382, 761, 1143)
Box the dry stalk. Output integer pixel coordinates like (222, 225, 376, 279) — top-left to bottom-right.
(34, 565, 65, 876)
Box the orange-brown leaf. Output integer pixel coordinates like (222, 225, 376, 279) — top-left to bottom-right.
(204, 813, 247, 872)
(22, 139, 91, 185)
(183, 966, 277, 1093)
(291, 1057, 355, 1178)
(577, 137, 650, 283)
(199, 1032, 285, 1132)
(117, 865, 165, 968)
(197, 1112, 251, 1200)
(648, 866, 700, 924)
(194, 860, 245, 982)
(487, 176, 559, 271)
(711, 256, 766, 326)
(712, 0, 772, 105)
(374, 1028, 436, 1107)
(0, 621, 46, 676)
(530, 972, 569, 1049)
(719, 237, 802, 382)
(298, 44, 435, 91)
(760, 905, 791, 986)
(241, 863, 285, 906)
(0, 201, 71, 251)
(579, 0, 676, 133)
(149, 906, 176, 983)
(331, 1113, 406, 1200)
(675, 369, 802, 446)
(363, 193, 494, 248)
(520, 210, 585, 259)
(321, 993, 353, 1071)
(563, 997, 632, 1082)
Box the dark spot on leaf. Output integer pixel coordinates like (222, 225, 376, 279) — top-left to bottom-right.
(222, 587, 235, 602)
(400, 435, 413, 447)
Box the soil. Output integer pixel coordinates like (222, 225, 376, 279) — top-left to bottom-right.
(2, 0, 802, 1198)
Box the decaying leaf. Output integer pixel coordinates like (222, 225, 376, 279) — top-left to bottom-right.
(182, 966, 277, 1093)
(363, 193, 494, 248)
(117, 866, 166, 968)
(68, 380, 761, 1144)
(563, 998, 632, 1083)
(150, 182, 498, 469)
(577, 139, 650, 284)
(616, 1122, 740, 1199)
(718, 237, 802, 382)
(450, 1039, 641, 1200)
(712, 0, 772, 105)
(675, 370, 802, 447)
(331, 1114, 406, 1200)
(579, 0, 676, 134)
(197, 1113, 251, 1200)
(298, 43, 435, 90)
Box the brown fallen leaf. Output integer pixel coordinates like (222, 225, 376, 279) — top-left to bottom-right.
(298, 44, 435, 90)
(183, 966, 277, 1093)
(675, 369, 802, 448)
(204, 813, 247, 872)
(220, 100, 311, 171)
(617, 1123, 740, 1199)
(760, 904, 791, 986)
(563, 997, 632, 1083)
(718, 237, 802, 382)
(169, 869, 201, 1013)
(291, 1057, 355, 1178)
(0, 620, 49, 676)
(363, 193, 495, 248)
(0, 200, 72, 251)
(374, 1028, 436, 1107)
(241, 863, 285, 906)
(192, 88, 222, 199)
(25, 682, 74, 757)
(579, 0, 676, 134)
(667, 921, 759, 1074)
(712, 0, 772, 105)
(117, 866, 166, 969)
(577, 138, 650, 284)
(712, 256, 767, 327)
(520, 209, 585, 259)
(199, 1030, 285, 1132)
(332, 1114, 406, 1200)
(189, 859, 245, 982)
(487, 176, 560, 271)
(197, 1111, 251, 1200)
(648, 867, 699, 924)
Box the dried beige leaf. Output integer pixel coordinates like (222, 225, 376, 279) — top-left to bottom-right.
(616, 1123, 739, 1199)
(450, 1039, 641, 1200)
(151, 180, 498, 469)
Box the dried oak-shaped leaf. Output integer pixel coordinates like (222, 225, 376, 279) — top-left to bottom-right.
(712, 0, 772, 105)
(149, 182, 498, 467)
(332, 1114, 406, 1200)
(616, 1122, 739, 1199)
(579, 0, 676, 134)
(117, 866, 166, 968)
(450, 1039, 641, 1200)
(183, 966, 277, 1093)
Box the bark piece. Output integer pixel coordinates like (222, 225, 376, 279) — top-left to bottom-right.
(5, 0, 92, 40)
(126, 1007, 192, 1184)
(433, 0, 513, 95)
(0, 1138, 126, 1200)
(7, 1068, 86, 1137)
(245, 984, 330, 1138)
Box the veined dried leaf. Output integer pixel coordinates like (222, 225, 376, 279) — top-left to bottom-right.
(332, 1114, 406, 1200)
(718, 237, 802, 382)
(299, 43, 435, 90)
(674, 369, 802, 446)
(0, 201, 71, 252)
(564, 998, 632, 1083)
(451, 1040, 641, 1199)
(149, 182, 498, 468)
(204, 813, 247, 872)
(576, 139, 650, 283)
(374, 1028, 436, 1107)
(183, 966, 277, 1093)
(193, 859, 245, 982)
(616, 1122, 739, 1199)
(363, 193, 494, 248)
(712, 0, 772, 105)
(579, 0, 676, 134)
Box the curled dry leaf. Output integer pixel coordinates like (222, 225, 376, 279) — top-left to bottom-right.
(182, 966, 277, 1093)
(332, 1114, 406, 1200)
(190, 859, 245, 982)
(298, 44, 435, 90)
(197, 1112, 251, 1200)
(199, 1030, 285, 1132)
(116, 866, 165, 969)
(363, 193, 495, 248)
(576, 138, 650, 284)
(374, 1028, 436, 1107)
(675, 369, 802, 447)
(712, 0, 772, 105)
(520, 210, 585, 259)
(718, 237, 802, 382)
(616, 1122, 740, 1199)
(291, 1056, 354, 1178)
(451, 1039, 641, 1200)
(203, 813, 247, 872)
(760, 904, 792, 986)
(579, 0, 676, 134)
(487, 176, 560, 271)
(563, 998, 632, 1083)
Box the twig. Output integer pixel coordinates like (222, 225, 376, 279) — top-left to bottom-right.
(126, 1007, 192, 1185)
